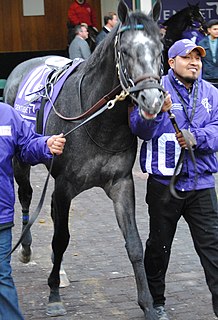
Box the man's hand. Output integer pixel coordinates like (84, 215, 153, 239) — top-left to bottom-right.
(176, 130, 197, 149)
(47, 133, 66, 155)
(161, 92, 172, 112)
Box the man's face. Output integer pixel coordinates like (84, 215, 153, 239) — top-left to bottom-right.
(109, 15, 118, 28)
(79, 26, 89, 40)
(208, 24, 218, 39)
(168, 49, 202, 86)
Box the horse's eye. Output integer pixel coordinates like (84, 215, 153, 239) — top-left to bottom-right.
(121, 49, 128, 56)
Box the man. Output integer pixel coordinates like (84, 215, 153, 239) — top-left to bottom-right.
(182, 21, 206, 44)
(96, 12, 118, 45)
(130, 39, 218, 319)
(68, 24, 91, 60)
(198, 19, 218, 87)
(0, 102, 66, 320)
(67, 0, 97, 30)
(67, 0, 98, 49)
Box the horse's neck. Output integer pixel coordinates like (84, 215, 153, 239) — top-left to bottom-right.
(86, 45, 119, 94)
(166, 16, 188, 41)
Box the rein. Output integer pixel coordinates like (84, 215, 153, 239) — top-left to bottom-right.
(46, 82, 122, 122)
(3, 100, 114, 262)
(45, 23, 165, 123)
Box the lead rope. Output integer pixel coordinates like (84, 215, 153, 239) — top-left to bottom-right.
(167, 78, 198, 199)
(167, 109, 198, 200)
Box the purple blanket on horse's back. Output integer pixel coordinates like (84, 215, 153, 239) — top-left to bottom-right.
(14, 57, 84, 133)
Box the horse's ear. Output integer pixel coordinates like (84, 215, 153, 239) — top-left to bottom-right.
(188, 2, 199, 7)
(149, 0, 162, 22)
(117, 0, 130, 24)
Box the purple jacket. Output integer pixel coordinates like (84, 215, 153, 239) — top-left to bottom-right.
(130, 69, 218, 191)
(0, 103, 52, 229)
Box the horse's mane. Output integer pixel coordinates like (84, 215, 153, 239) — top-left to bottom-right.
(83, 11, 159, 74)
(82, 23, 119, 73)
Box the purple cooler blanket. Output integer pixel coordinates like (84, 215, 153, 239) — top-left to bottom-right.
(14, 57, 84, 134)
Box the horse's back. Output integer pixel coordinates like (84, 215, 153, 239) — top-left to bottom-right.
(4, 55, 61, 105)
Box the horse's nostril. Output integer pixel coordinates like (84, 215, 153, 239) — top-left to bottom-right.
(139, 93, 147, 106)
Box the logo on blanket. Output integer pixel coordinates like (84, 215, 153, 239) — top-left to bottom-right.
(14, 57, 84, 132)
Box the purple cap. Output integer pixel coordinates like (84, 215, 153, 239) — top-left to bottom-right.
(168, 39, 206, 59)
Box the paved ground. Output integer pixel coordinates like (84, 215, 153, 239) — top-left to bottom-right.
(12, 148, 218, 320)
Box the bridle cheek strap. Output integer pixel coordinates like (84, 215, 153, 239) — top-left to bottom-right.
(115, 26, 165, 96)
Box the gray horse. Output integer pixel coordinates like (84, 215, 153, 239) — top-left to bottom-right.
(4, 0, 164, 318)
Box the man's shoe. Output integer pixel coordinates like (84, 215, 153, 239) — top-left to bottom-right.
(154, 306, 169, 320)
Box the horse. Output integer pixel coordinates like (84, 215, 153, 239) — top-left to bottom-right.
(4, 0, 165, 318)
(162, 2, 207, 74)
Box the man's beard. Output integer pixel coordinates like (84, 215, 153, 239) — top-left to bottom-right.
(182, 76, 196, 84)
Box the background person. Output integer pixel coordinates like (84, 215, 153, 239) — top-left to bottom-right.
(198, 19, 218, 88)
(96, 12, 118, 46)
(130, 39, 218, 320)
(67, 0, 98, 51)
(0, 102, 65, 320)
(68, 24, 91, 60)
(182, 21, 206, 44)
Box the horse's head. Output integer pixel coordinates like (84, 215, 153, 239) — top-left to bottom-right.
(188, 2, 207, 33)
(163, 3, 207, 43)
(116, 0, 165, 120)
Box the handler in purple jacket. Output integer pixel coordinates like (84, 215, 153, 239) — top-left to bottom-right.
(0, 102, 66, 320)
(130, 39, 218, 320)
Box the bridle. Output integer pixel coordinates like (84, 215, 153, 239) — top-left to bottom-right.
(114, 23, 165, 104)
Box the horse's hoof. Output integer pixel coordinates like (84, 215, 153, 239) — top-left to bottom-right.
(46, 302, 67, 317)
(18, 246, 32, 264)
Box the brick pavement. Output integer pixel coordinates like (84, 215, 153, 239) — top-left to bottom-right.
(11, 152, 218, 320)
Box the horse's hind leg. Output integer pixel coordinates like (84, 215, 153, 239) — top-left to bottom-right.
(13, 158, 33, 263)
(106, 175, 157, 320)
(46, 178, 71, 316)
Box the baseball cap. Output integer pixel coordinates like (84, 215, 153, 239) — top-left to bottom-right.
(168, 39, 206, 59)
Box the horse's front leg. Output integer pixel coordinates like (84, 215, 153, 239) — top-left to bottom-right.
(106, 174, 158, 320)
(13, 158, 33, 263)
(46, 178, 71, 317)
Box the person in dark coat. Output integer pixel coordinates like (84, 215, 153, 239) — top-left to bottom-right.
(96, 12, 118, 46)
(130, 39, 218, 320)
(198, 19, 218, 87)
